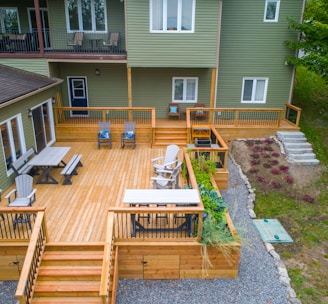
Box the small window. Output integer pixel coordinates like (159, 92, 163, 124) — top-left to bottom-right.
(150, 0, 195, 33)
(241, 78, 268, 104)
(65, 0, 107, 32)
(264, 0, 280, 22)
(173, 77, 198, 103)
(0, 7, 20, 33)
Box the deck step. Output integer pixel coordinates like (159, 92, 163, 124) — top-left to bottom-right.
(38, 266, 102, 280)
(153, 126, 188, 147)
(31, 297, 104, 303)
(33, 281, 100, 297)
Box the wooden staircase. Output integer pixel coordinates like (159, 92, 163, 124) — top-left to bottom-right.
(31, 243, 114, 303)
(152, 126, 188, 147)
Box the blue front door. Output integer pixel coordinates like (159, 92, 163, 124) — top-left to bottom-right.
(68, 77, 88, 116)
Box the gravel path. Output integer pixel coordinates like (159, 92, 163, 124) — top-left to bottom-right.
(0, 156, 290, 304)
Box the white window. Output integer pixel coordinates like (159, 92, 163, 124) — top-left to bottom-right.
(0, 114, 25, 173)
(150, 0, 195, 33)
(241, 78, 268, 103)
(264, 0, 280, 22)
(65, 0, 107, 32)
(173, 77, 198, 102)
(0, 7, 20, 33)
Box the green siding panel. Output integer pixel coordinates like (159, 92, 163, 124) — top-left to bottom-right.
(126, 0, 219, 68)
(0, 59, 49, 76)
(217, 0, 304, 108)
(53, 63, 128, 107)
(132, 68, 212, 118)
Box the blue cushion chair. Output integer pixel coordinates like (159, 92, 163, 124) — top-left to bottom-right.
(168, 103, 180, 119)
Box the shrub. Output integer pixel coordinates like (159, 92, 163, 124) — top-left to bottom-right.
(251, 153, 260, 159)
(271, 168, 280, 175)
(285, 176, 293, 184)
(279, 165, 289, 173)
(249, 168, 259, 173)
(270, 160, 279, 166)
(302, 194, 315, 203)
(261, 153, 270, 158)
(272, 152, 280, 157)
(263, 163, 272, 168)
(251, 159, 261, 165)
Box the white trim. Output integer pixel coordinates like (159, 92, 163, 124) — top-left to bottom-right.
(65, 0, 108, 33)
(264, 0, 280, 23)
(172, 77, 198, 103)
(150, 0, 195, 33)
(0, 114, 26, 176)
(241, 77, 268, 104)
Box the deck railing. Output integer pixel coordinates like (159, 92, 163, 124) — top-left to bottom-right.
(0, 29, 126, 55)
(0, 207, 42, 240)
(284, 104, 302, 127)
(185, 107, 285, 128)
(108, 206, 203, 240)
(14, 209, 47, 304)
(100, 212, 117, 304)
(54, 107, 155, 126)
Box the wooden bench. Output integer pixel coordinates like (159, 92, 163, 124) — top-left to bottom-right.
(61, 154, 83, 185)
(11, 148, 38, 176)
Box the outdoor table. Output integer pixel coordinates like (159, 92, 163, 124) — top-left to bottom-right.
(123, 189, 201, 237)
(27, 147, 70, 184)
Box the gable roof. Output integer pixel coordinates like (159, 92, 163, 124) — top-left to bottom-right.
(0, 64, 62, 106)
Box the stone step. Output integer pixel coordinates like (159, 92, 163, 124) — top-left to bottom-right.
(288, 159, 320, 166)
(285, 147, 313, 154)
(288, 153, 317, 160)
(277, 131, 306, 139)
(283, 142, 313, 150)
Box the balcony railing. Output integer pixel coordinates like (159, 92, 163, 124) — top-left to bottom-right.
(0, 29, 126, 55)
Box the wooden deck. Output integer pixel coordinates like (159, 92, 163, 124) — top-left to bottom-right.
(0, 142, 184, 243)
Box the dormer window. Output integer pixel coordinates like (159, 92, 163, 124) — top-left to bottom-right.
(150, 0, 195, 33)
(264, 0, 280, 22)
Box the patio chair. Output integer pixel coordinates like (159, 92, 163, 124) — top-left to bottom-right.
(168, 103, 180, 119)
(121, 121, 136, 149)
(151, 161, 182, 190)
(5, 174, 36, 230)
(152, 144, 180, 174)
(67, 31, 84, 50)
(102, 32, 120, 53)
(194, 103, 207, 120)
(98, 121, 112, 149)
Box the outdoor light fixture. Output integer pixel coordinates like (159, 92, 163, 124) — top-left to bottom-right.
(28, 109, 33, 117)
(95, 68, 101, 76)
(52, 97, 56, 104)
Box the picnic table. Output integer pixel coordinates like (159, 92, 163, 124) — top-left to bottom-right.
(27, 147, 70, 184)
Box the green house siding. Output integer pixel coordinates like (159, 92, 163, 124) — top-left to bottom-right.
(217, 0, 303, 108)
(132, 68, 212, 118)
(50, 62, 128, 107)
(0, 89, 58, 191)
(0, 59, 49, 76)
(47, 0, 126, 50)
(126, 0, 219, 68)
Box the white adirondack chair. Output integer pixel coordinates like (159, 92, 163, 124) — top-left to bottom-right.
(152, 144, 179, 174)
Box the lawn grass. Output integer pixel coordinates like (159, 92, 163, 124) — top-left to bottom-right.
(253, 66, 328, 304)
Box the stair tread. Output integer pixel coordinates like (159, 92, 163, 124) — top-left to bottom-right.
(35, 281, 100, 292)
(38, 267, 102, 276)
(32, 297, 104, 303)
(42, 252, 103, 261)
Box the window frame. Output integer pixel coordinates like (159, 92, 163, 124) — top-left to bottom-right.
(150, 0, 195, 33)
(65, 0, 107, 33)
(0, 7, 21, 33)
(263, 0, 280, 23)
(0, 114, 26, 175)
(241, 77, 268, 104)
(172, 77, 198, 103)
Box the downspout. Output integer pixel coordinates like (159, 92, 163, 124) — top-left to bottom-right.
(34, 0, 44, 55)
(213, 0, 223, 110)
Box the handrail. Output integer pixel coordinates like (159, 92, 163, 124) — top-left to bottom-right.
(284, 103, 302, 127)
(99, 212, 115, 303)
(15, 210, 47, 304)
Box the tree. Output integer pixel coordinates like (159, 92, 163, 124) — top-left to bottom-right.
(285, 0, 328, 81)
